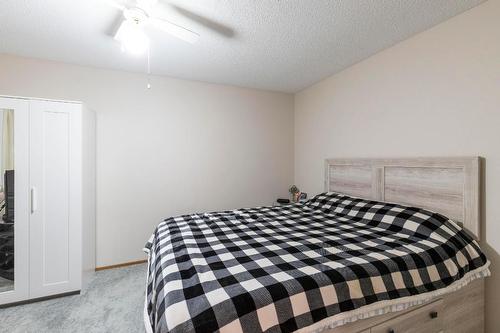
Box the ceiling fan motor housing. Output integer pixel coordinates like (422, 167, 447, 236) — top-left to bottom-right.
(123, 7, 149, 25)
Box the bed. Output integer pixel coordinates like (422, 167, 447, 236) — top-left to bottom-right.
(144, 157, 490, 333)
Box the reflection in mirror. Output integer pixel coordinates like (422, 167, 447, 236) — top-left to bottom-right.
(0, 109, 14, 293)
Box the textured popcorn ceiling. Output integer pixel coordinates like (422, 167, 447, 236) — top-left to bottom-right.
(0, 0, 485, 92)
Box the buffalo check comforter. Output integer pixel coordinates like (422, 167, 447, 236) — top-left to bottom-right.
(144, 192, 489, 333)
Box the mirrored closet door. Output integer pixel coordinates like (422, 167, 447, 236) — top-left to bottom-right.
(0, 97, 29, 305)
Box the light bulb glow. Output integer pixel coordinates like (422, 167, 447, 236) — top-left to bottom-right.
(115, 20, 150, 56)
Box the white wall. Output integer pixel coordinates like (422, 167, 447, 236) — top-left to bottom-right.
(294, 1, 500, 331)
(0, 54, 294, 267)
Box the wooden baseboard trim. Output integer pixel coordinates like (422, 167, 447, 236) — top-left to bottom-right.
(95, 259, 147, 271)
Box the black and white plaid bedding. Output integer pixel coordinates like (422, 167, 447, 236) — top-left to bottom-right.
(144, 192, 488, 333)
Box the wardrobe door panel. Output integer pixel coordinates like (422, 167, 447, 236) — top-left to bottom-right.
(0, 97, 30, 305)
(29, 100, 82, 298)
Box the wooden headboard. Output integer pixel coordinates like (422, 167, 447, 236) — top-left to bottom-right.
(324, 157, 481, 239)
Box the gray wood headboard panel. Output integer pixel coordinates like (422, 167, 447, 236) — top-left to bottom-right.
(324, 157, 480, 239)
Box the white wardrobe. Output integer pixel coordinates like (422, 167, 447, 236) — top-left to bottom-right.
(0, 96, 95, 306)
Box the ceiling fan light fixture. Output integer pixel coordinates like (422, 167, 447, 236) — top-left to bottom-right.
(115, 19, 150, 56)
(109, 0, 200, 57)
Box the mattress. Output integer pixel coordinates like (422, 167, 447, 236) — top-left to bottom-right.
(144, 192, 489, 333)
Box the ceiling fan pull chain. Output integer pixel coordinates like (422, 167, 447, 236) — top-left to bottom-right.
(147, 46, 151, 89)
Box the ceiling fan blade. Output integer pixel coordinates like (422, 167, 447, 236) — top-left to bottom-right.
(171, 5, 235, 38)
(148, 17, 200, 44)
(137, 0, 158, 8)
(136, 0, 157, 13)
(104, 0, 127, 11)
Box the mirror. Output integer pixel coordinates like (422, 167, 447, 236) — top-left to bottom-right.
(0, 109, 14, 292)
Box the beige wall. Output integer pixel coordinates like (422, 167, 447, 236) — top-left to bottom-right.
(0, 54, 294, 267)
(294, 0, 500, 331)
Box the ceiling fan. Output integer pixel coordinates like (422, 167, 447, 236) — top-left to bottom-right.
(108, 0, 200, 55)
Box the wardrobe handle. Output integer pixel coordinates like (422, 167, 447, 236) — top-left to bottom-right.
(31, 187, 38, 213)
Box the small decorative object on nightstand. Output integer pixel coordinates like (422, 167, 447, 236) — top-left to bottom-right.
(289, 185, 300, 202)
(275, 187, 308, 206)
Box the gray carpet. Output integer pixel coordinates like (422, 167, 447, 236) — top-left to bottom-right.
(0, 263, 147, 333)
